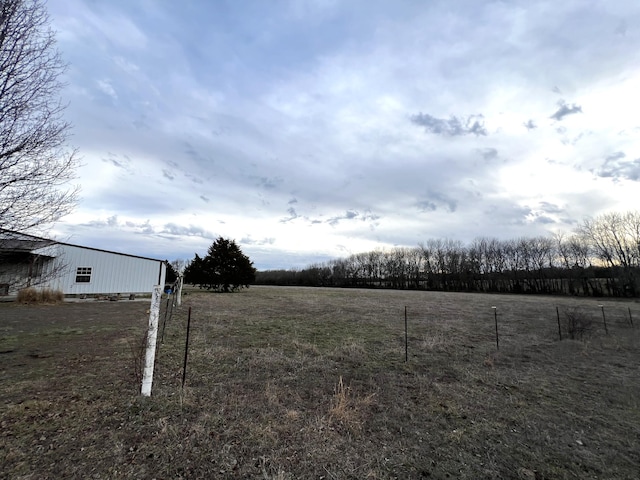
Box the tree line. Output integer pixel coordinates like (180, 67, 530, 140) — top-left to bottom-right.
(255, 211, 640, 297)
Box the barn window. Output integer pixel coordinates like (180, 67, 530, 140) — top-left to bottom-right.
(75, 267, 92, 283)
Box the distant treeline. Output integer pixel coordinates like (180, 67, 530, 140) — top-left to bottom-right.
(255, 211, 640, 297)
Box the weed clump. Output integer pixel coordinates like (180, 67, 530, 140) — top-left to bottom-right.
(562, 307, 593, 340)
(17, 288, 64, 304)
(328, 376, 376, 433)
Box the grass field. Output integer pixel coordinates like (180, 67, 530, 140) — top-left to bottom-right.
(1, 286, 639, 479)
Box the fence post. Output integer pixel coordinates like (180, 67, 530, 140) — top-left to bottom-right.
(161, 294, 171, 343)
(492, 306, 499, 350)
(556, 306, 562, 341)
(404, 306, 408, 363)
(182, 306, 192, 389)
(141, 285, 162, 396)
(598, 305, 608, 335)
(176, 274, 184, 307)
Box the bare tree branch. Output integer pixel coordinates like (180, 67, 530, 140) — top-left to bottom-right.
(0, 0, 78, 239)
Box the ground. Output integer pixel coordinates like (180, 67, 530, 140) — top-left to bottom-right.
(1, 286, 639, 479)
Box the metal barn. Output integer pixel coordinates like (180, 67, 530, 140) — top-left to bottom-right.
(0, 230, 166, 297)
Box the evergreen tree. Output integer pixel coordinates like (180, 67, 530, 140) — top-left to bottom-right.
(164, 260, 178, 284)
(184, 237, 256, 292)
(184, 253, 206, 286)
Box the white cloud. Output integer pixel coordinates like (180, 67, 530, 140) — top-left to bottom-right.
(46, 0, 640, 269)
(96, 79, 118, 100)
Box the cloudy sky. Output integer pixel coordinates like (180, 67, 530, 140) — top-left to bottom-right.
(46, 0, 640, 269)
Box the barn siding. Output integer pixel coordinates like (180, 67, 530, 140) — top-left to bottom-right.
(34, 244, 166, 295)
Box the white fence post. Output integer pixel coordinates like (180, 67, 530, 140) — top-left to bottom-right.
(176, 274, 183, 307)
(141, 285, 162, 396)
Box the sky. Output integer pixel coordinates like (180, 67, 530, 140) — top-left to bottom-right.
(45, 0, 640, 270)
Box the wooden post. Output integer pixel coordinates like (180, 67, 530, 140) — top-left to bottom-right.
(141, 285, 162, 396)
(556, 306, 562, 341)
(629, 307, 633, 327)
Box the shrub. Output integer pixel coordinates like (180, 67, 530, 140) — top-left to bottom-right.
(17, 288, 64, 304)
(16, 287, 38, 304)
(41, 289, 64, 303)
(563, 307, 593, 340)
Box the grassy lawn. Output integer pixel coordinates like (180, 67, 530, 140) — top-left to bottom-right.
(1, 286, 639, 479)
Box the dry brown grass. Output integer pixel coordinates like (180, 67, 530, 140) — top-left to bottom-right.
(16, 287, 64, 304)
(328, 376, 377, 433)
(1, 286, 639, 479)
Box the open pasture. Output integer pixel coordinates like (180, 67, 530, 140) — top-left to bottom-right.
(1, 286, 639, 479)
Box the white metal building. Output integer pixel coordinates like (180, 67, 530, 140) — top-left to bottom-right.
(0, 230, 166, 297)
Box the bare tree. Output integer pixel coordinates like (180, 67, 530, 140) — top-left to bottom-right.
(620, 211, 640, 267)
(528, 236, 553, 293)
(578, 211, 640, 296)
(0, 0, 78, 237)
(170, 259, 187, 276)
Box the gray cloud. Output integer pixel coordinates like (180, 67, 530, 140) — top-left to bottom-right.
(416, 191, 458, 213)
(605, 151, 626, 162)
(560, 131, 585, 146)
(161, 223, 215, 238)
(280, 207, 299, 223)
(291, 209, 381, 228)
(361, 210, 381, 222)
(550, 100, 582, 121)
(184, 142, 213, 165)
(484, 204, 532, 226)
(328, 210, 359, 226)
(86, 214, 120, 228)
(485, 204, 560, 228)
(538, 201, 563, 214)
(128, 220, 155, 234)
(534, 215, 556, 224)
(523, 119, 537, 131)
(240, 236, 275, 245)
(478, 148, 498, 162)
(200, 195, 210, 202)
(185, 173, 204, 185)
(101, 153, 132, 171)
(257, 176, 283, 190)
(162, 169, 175, 180)
(103, 157, 125, 168)
(528, 203, 562, 225)
(595, 152, 640, 181)
(411, 113, 487, 136)
(85, 216, 157, 235)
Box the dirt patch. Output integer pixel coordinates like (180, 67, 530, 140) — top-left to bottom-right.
(1, 287, 639, 479)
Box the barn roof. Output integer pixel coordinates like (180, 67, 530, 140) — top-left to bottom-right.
(0, 229, 165, 263)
